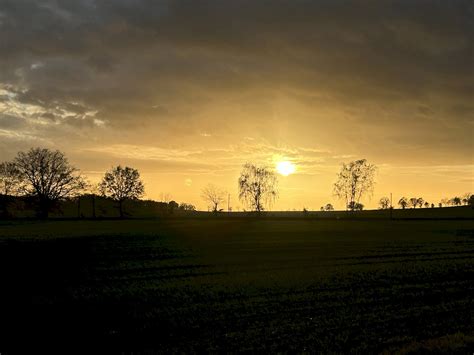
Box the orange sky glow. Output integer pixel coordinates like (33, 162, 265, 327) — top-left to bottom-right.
(0, 1, 472, 210)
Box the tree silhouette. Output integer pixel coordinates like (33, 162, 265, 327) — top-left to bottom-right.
(333, 159, 376, 211)
(451, 197, 462, 206)
(424, 202, 430, 208)
(160, 192, 172, 203)
(99, 165, 144, 218)
(462, 193, 472, 205)
(347, 201, 364, 211)
(462, 193, 471, 205)
(319, 203, 334, 211)
(238, 163, 278, 212)
(0, 161, 24, 218)
(417, 197, 424, 208)
(85, 185, 100, 218)
(398, 197, 408, 209)
(201, 184, 226, 212)
(13, 148, 86, 218)
(379, 197, 390, 210)
(409, 198, 419, 209)
(324, 203, 334, 211)
(168, 200, 179, 213)
(468, 195, 474, 207)
(0, 161, 23, 196)
(179, 203, 196, 211)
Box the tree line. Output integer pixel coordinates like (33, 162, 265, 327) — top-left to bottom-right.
(394, 194, 473, 210)
(1, 147, 472, 218)
(0, 148, 194, 218)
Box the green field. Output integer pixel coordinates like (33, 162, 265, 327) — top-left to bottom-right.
(1, 218, 473, 353)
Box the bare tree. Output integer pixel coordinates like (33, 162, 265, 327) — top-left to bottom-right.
(409, 197, 419, 209)
(160, 192, 172, 203)
(99, 165, 145, 218)
(238, 163, 278, 212)
(0, 161, 23, 196)
(450, 197, 462, 206)
(13, 148, 86, 218)
(379, 197, 390, 210)
(201, 184, 226, 212)
(333, 159, 376, 211)
(417, 197, 424, 208)
(462, 192, 472, 205)
(440, 198, 450, 207)
(0, 161, 24, 218)
(398, 197, 408, 209)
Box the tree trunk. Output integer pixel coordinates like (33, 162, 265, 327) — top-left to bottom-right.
(255, 195, 261, 212)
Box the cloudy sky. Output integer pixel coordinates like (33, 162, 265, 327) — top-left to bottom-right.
(0, 0, 472, 210)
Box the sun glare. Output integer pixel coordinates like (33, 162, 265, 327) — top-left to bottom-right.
(276, 161, 296, 176)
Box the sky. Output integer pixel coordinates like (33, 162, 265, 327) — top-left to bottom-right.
(0, 0, 473, 210)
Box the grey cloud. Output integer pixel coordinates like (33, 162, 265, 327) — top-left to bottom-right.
(0, 115, 26, 129)
(0, 0, 472, 165)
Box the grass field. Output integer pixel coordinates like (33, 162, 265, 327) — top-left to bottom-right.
(1, 218, 473, 353)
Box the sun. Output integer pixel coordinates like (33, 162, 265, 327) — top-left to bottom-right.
(276, 161, 296, 176)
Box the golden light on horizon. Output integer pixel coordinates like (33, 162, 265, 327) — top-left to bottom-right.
(276, 161, 296, 176)
(0, 1, 472, 212)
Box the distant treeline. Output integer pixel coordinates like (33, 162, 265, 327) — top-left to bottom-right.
(1, 194, 472, 220)
(1, 147, 472, 219)
(0, 194, 196, 219)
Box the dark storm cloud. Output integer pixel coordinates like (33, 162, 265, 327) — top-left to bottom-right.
(0, 0, 472, 160)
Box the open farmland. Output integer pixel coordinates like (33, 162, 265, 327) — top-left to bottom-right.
(1, 218, 473, 353)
